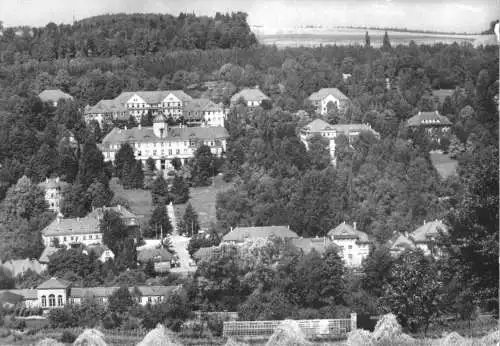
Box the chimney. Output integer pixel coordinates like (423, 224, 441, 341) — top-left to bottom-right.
(424, 220, 426, 225)
(353, 222, 357, 230)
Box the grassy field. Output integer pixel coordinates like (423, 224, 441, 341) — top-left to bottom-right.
(110, 176, 231, 230)
(110, 178, 153, 219)
(174, 175, 232, 231)
(430, 151, 458, 179)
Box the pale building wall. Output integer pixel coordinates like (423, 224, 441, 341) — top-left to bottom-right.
(320, 94, 341, 115)
(331, 238, 369, 267)
(37, 288, 68, 309)
(43, 233, 103, 247)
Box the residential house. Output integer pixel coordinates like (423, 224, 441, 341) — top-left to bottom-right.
(327, 222, 371, 268)
(230, 87, 270, 108)
(41, 205, 138, 247)
(192, 246, 218, 264)
(0, 277, 182, 309)
(300, 119, 379, 165)
(85, 244, 115, 263)
(38, 177, 68, 214)
(222, 226, 299, 244)
(387, 220, 448, 258)
(38, 89, 73, 107)
(137, 247, 174, 273)
(183, 98, 226, 127)
(307, 88, 350, 115)
(100, 115, 228, 171)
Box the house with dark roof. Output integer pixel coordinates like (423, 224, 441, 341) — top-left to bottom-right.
(300, 119, 380, 165)
(308, 88, 350, 115)
(84, 99, 128, 126)
(100, 116, 228, 172)
(41, 205, 137, 248)
(327, 222, 371, 267)
(0, 277, 182, 309)
(137, 247, 174, 273)
(192, 246, 218, 264)
(230, 87, 270, 108)
(222, 226, 299, 244)
(38, 89, 73, 107)
(183, 99, 226, 127)
(407, 111, 452, 130)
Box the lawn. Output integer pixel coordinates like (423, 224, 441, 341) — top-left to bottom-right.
(175, 175, 232, 231)
(110, 178, 153, 219)
(430, 151, 458, 179)
(110, 176, 232, 230)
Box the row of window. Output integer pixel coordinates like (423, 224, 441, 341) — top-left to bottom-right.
(41, 294, 63, 307)
(127, 102, 182, 108)
(54, 234, 101, 243)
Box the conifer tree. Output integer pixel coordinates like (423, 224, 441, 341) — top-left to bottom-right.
(382, 31, 392, 50)
(179, 202, 200, 236)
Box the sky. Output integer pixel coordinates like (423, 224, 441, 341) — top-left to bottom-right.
(0, 0, 498, 33)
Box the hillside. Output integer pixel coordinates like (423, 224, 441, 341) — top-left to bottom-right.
(0, 12, 257, 60)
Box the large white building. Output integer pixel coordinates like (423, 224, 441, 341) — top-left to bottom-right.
(300, 119, 380, 165)
(308, 88, 350, 115)
(327, 222, 371, 268)
(101, 115, 228, 171)
(84, 90, 227, 127)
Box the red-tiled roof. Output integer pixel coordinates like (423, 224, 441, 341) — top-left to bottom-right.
(222, 226, 299, 242)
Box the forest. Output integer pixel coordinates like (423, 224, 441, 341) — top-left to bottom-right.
(0, 12, 498, 336)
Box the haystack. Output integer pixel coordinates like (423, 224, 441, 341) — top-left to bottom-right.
(480, 329, 500, 345)
(345, 329, 375, 346)
(372, 313, 403, 341)
(265, 320, 312, 346)
(36, 338, 65, 346)
(72, 329, 107, 346)
(137, 324, 181, 346)
(224, 337, 249, 346)
(435, 331, 468, 346)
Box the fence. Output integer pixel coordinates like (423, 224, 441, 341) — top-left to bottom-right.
(194, 311, 239, 321)
(223, 313, 356, 339)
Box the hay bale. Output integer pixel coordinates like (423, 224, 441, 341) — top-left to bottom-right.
(345, 329, 375, 346)
(265, 320, 312, 346)
(36, 338, 65, 346)
(137, 324, 181, 346)
(480, 330, 500, 345)
(224, 337, 249, 346)
(72, 329, 107, 346)
(372, 313, 403, 341)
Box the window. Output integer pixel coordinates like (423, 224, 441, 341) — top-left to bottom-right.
(348, 245, 352, 250)
(63, 237, 67, 241)
(83, 236, 86, 240)
(41, 296, 47, 307)
(348, 254, 353, 260)
(168, 149, 172, 155)
(58, 295, 63, 306)
(49, 294, 55, 307)
(148, 297, 152, 304)
(176, 149, 180, 155)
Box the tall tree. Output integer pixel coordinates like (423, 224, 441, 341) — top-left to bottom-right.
(382, 31, 391, 50)
(151, 175, 170, 206)
(115, 143, 136, 180)
(145, 206, 173, 238)
(190, 145, 215, 187)
(179, 202, 200, 236)
(364, 31, 371, 48)
(77, 141, 107, 188)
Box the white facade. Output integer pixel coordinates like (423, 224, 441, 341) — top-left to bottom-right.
(43, 232, 103, 248)
(125, 93, 184, 122)
(318, 94, 342, 115)
(38, 288, 68, 309)
(331, 238, 370, 267)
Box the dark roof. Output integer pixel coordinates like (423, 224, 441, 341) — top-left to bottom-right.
(0, 289, 37, 300)
(0, 291, 24, 305)
(38, 89, 73, 102)
(308, 88, 349, 101)
(192, 246, 218, 262)
(137, 247, 174, 263)
(222, 226, 299, 242)
(407, 111, 452, 127)
(327, 222, 370, 243)
(70, 285, 180, 298)
(37, 277, 71, 289)
(230, 88, 269, 103)
(102, 126, 228, 145)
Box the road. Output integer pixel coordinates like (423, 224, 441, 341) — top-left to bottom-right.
(170, 234, 197, 274)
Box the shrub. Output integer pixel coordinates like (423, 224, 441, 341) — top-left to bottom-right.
(6, 317, 26, 330)
(59, 331, 76, 343)
(205, 315, 225, 337)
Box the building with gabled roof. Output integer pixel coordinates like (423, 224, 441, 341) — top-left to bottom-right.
(38, 177, 68, 214)
(41, 205, 138, 248)
(387, 233, 415, 257)
(100, 116, 228, 172)
(222, 226, 299, 243)
(38, 89, 73, 107)
(230, 87, 270, 108)
(406, 110, 452, 128)
(192, 246, 218, 264)
(409, 219, 448, 257)
(183, 98, 226, 127)
(327, 222, 371, 267)
(84, 99, 128, 126)
(308, 88, 350, 115)
(300, 119, 379, 165)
